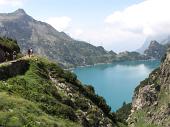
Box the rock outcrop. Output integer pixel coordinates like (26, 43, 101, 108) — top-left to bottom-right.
(128, 50, 170, 127)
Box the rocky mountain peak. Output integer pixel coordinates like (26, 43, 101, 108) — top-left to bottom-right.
(144, 40, 166, 59)
(13, 9, 26, 15)
(0, 8, 31, 22)
(149, 40, 160, 47)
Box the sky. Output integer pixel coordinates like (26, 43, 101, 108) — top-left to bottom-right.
(0, 0, 170, 52)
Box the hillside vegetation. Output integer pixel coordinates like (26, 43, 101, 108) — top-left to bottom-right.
(0, 53, 127, 126)
(0, 37, 21, 62)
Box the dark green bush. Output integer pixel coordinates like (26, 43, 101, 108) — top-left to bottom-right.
(62, 99, 76, 109)
(84, 85, 95, 94)
(161, 53, 167, 62)
(41, 103, 77, 122)
(75, 98, 89, 112)
(0, 37, 20, 53)
(63, 71, 77, 84)
(116, 102, 132, 124)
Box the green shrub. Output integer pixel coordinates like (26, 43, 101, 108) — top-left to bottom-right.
(84, 85, 95, 94)
(62, 99, 76, 109)
(75, 98, 89, 112)
(0, 37, 20, 52)
(63, 71, 77, 84)
(161, 53, 167, 62)
(116, 102, 132, 124)
(41, 103, 77, 122)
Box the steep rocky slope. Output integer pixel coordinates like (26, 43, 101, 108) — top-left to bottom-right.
(128, 50, 170, 127)
(0, 9, 117, 68)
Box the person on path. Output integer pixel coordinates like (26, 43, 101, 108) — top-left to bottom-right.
(13, 51, 17, 60)
(30, 48, 33, 57)
(28, 48, 31, 57)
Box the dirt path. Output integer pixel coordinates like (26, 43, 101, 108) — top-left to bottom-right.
(0, 55, 31, 67)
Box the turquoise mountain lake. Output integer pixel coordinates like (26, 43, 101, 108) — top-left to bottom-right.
(73, 60, 160, 111)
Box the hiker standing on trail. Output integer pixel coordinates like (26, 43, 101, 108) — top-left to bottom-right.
(28, 48, 31, 57)
(30, 48, 33, 56)
(13, 51, 17, 60)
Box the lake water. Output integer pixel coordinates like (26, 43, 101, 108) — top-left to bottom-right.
(73, 60, 160, 111)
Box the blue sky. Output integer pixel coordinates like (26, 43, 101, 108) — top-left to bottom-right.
(2, 0, 143, 28)
(0, 0, 170, 52)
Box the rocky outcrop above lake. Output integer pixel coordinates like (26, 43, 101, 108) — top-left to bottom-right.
(128, 50, 170, 127)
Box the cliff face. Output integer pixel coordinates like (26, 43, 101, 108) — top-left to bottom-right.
(128, 51, 170, 127)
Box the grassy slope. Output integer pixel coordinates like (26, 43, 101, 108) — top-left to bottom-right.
(0, 57, 82, 127)
(0, 56, 124, 127)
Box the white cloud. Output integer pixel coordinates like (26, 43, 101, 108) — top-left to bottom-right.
(0, 0, 24, 6)
(68, 28, 84, 39)
(46, 16, 72, 32)
(105, 0, 170, 36)
(68, 27, 145, 52)
(68, 0, 170, 52)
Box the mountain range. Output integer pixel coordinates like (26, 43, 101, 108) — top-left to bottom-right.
(0, 9, 152, 68)
(0, 9, 118, 68)
(0, 9, 170, 127)
(137, 35, 170, 54)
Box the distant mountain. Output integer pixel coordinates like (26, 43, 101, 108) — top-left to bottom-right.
(0, 9, 117, 68)
(116, 51, 150, 61)
(144, 40, 167, 59)
(137, 35, 170, 54)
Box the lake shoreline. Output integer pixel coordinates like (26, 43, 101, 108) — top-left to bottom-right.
(73, 60, 160, 110)
(67, 59, 159, 71)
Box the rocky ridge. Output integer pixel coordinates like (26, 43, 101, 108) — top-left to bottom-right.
(0, 9, 152, 68)
(128, 50, 170, 127)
